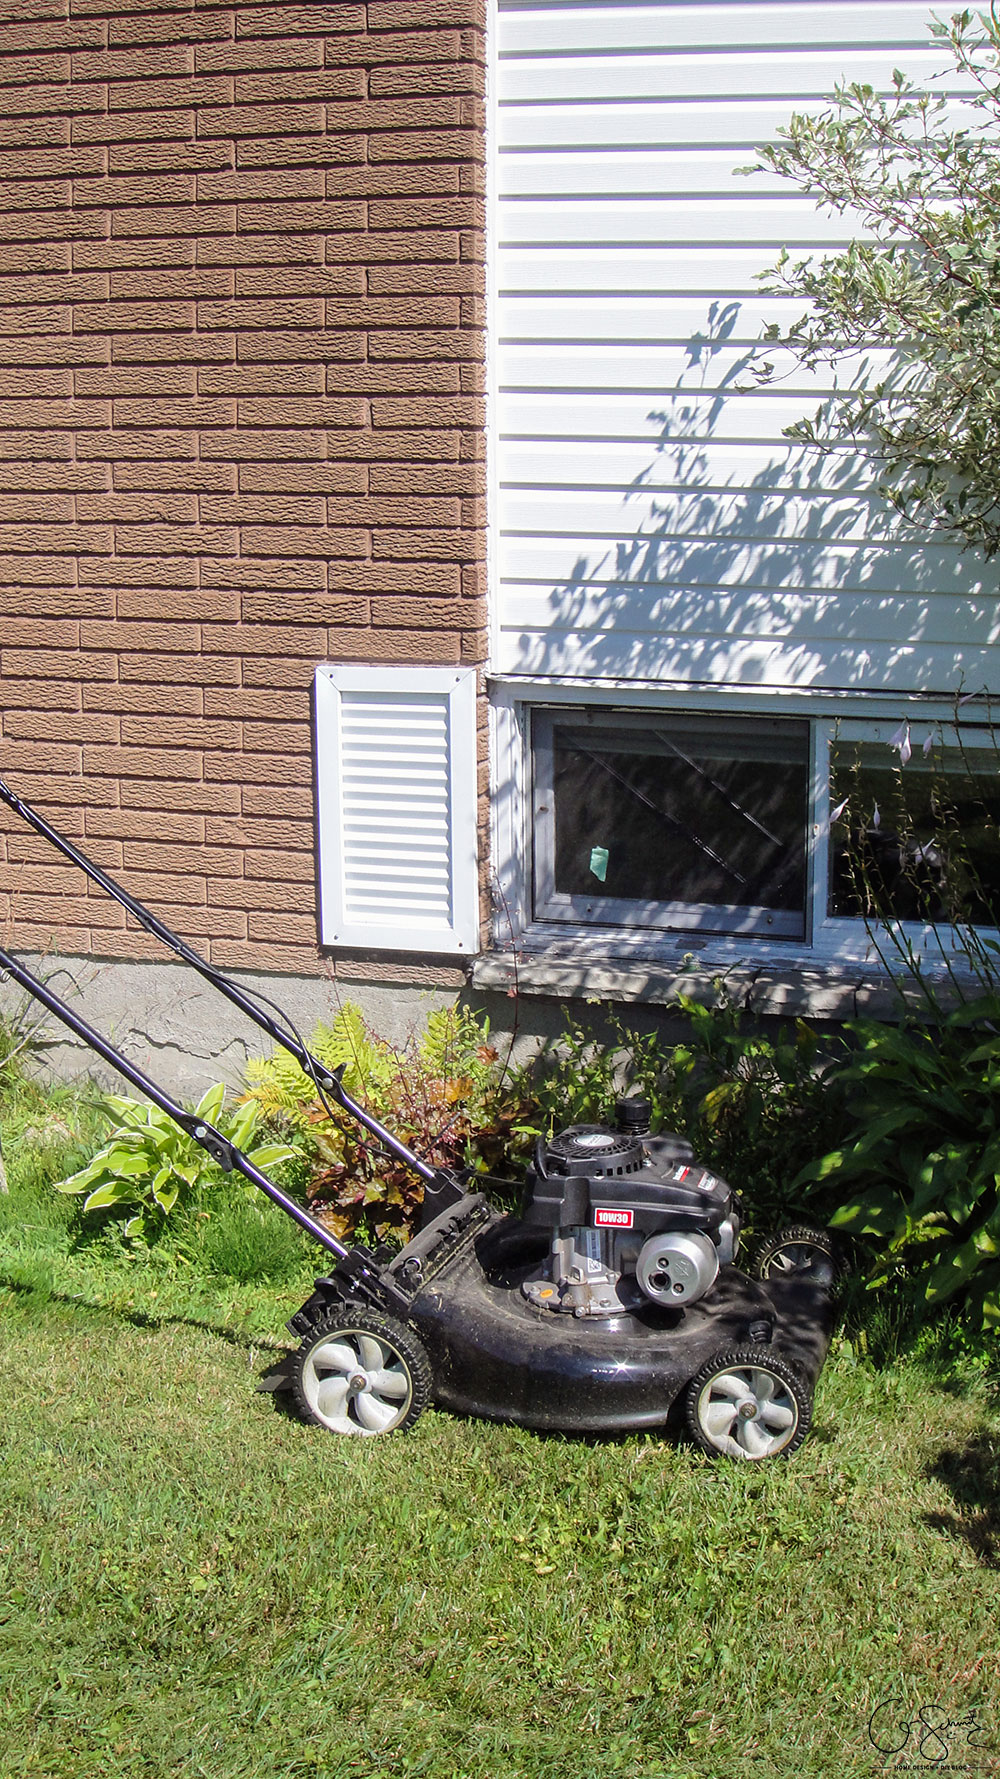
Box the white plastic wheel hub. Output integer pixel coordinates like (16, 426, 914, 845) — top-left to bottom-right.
(300, 1328, 414, 1435)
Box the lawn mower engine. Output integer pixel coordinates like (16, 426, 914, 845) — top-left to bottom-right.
(519, 1098, 739, 1319)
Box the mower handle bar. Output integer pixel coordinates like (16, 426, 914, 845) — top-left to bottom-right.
(0, 772, 454, 1198)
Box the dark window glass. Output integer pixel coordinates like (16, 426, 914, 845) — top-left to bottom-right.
(546, 714, 809, 931)
(829, 738, 1000, 925)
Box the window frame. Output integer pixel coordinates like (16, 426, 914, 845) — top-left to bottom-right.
(812, 713, 1000, 964)
(489, 682, 1000, 970)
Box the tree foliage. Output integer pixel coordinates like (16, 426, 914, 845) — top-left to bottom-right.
(751, 7, 1000, 556)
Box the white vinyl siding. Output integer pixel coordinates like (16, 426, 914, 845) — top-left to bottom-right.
(315, 666, 479, 955)
(493, 1, 994, 695)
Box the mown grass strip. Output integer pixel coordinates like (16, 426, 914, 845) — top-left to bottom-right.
(1, 1286, 999, 1779)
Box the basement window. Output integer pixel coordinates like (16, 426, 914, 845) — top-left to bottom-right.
(532, 709, 810, 938)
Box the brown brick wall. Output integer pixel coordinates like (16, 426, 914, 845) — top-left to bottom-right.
(0, 0, 488, 982)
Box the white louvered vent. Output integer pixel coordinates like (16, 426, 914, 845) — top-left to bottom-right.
(315, 666, 479, 954)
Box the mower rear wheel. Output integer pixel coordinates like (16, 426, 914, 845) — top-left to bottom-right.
(753, 1224, 838, 1285)
(685, 1346, 811, 1461)
(291, 1308, 432, 1436)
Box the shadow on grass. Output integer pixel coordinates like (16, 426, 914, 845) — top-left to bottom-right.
(924, 1430, 1000, 1570)
(0, 1268, 292, 1354)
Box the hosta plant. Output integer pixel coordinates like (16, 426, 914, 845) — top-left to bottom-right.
(792, 1000, 1000, 1330)
(54, 1083, 299, 1241)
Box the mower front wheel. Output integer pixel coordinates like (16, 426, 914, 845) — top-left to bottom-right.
(685, 1346, 811, 1461)
(291, 1308, 432, 1437)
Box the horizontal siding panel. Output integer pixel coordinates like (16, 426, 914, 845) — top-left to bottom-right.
(501, 488, 901, 543)
(498, 95, 978, 149)
(498, 149, 790, 197)
(498, 245, 841, 292)
(500, 194, 848, 245)
(503, 586, 998, 647)
(497, 390, 881, 442)
(499, 48, 953, 103)
(497, 439, 883, 490)
(500, 538, 983, 597)
(498, 293, 809, 340)
(498, 3, 938, 54)
(499, 628, 995, 693)
(499, 342, 895, 388)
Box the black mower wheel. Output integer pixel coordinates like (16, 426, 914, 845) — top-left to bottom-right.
(685, 1346, 811, 1461)
(290, 1308, 432, 1437)
(752, 1223, 838, 1285)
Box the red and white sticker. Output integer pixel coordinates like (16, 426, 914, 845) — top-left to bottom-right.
(594, 1207, 633, 1229)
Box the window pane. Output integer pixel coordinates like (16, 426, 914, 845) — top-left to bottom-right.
(547, 713, 809, 928)
(829, 736, 1000, 924)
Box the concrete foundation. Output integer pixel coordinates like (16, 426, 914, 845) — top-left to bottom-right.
(1, 952, 708, 1103)
(0, 954, 461, 1101)
(0, 949, 857, 1107)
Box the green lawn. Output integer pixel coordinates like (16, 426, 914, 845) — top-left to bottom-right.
(1, 1100, 999, 1778)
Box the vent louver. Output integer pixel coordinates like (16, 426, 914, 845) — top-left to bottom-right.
(316, 666, 479, 954)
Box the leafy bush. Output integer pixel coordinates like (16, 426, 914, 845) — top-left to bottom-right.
(655, 995, 850, 1227)
(240, 992, 849, 1244)
(242, 1002, 523, 1241)
(749, 8, 1000, 556)
(508, 992, 850, 1235)
(794, 1000, 1000, 1331)
(516, 989, 1000, 1331)
(54, 1083, 298, 1241)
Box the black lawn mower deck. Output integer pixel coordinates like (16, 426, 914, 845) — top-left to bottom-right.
(277, 1191, 836, 1437)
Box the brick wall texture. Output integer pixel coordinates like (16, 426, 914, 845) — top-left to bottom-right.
(0, 0, 488, 984)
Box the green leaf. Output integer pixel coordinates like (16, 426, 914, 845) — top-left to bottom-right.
(226, 1100, 259, 1154)
(54, 1154, 120, 1194)
(152, 1176, 178, 1213)
(699, 1082, 740, 1126)
(83, 1179, 134, 1211)
(102, 1094, 150, 1127)
(194, 1083, 227, 1127)
(829, 1189, 901, 1236)
(922, 1234, 984, 1304)
(971, 1206, 1000, 1259)
(246, 1142, 299, 1169)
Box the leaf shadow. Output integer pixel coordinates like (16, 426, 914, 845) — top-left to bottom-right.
(923, 1428, 1000, 1569)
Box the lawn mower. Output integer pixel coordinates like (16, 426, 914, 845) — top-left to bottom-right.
(0, 773, 838, 1460)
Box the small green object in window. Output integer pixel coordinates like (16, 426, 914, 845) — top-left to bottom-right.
(589, 845, 609, 883)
